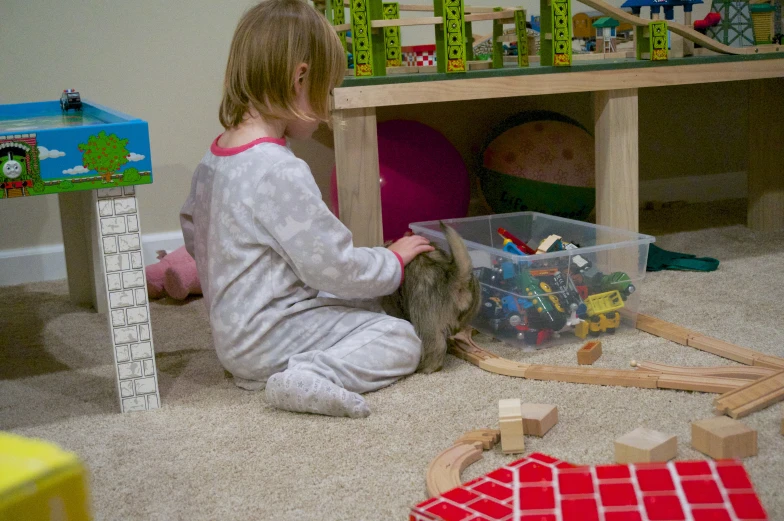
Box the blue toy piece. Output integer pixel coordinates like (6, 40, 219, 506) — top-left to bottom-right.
(503, 240, 525, 256)
(501, 295, 520, 313)
(501, 261, 516, 279)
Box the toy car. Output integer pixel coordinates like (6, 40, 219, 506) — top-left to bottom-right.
(60, 89, 82, 111)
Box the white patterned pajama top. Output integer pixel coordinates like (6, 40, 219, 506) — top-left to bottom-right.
(180, 137, 421, 416)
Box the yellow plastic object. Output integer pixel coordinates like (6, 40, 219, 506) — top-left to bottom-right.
(588, 311, 622, 334)
(0, 432, 92, 521)
(574, 320, 589, 339)
(583, 290, 625, 317)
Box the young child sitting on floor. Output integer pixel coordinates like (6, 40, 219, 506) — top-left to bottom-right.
(179, 0, 433, 418)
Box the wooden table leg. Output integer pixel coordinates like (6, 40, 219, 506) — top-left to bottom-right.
(332, 107, 384, 247)
(747, 78, 784, 232)
(58, 190, 106, 313)
(593, 88, 639, 233)
(94, 186, 161, 412)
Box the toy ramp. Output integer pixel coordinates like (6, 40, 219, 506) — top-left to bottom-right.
(577, 0, 782, 55)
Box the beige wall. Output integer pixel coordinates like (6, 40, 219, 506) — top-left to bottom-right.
(0, 0, 747, 253)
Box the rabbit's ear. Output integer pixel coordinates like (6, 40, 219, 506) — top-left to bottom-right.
(440, 222, 473, 283)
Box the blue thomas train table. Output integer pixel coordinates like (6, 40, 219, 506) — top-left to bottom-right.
(0, 98, 160, 413)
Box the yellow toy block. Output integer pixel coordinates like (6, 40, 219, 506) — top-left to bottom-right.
(0, 432, 92, 521)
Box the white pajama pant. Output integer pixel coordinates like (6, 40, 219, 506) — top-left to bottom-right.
(233, 300, 422, 394)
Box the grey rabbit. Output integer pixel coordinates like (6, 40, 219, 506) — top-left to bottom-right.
(381, 223, 481, 373)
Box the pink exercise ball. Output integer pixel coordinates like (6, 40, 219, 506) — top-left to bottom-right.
(329, 120, 470, 243)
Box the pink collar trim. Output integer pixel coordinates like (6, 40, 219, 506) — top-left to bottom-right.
(210, 135, 287, 156)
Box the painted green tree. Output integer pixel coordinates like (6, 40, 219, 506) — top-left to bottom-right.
(78, 131, 129, 183)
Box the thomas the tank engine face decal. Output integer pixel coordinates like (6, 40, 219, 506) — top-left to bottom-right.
(2, 158, 23, 179)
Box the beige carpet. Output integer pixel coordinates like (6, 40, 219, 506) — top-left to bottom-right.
(2, 199, 783, 521)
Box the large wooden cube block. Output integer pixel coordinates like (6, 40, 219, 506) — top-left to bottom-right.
(615, 427, 677, 463)
(520, 403, 559, 437)
(498, 398, 525, 454)
(692, 416, 758, 459)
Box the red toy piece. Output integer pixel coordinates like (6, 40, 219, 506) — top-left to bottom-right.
(694, 12, 721, 31)
(145, 246, 202, 300)
(411, 453, 768, 521)
(497, 228, 537, 255)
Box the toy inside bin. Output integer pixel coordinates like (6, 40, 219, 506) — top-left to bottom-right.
(410, 212, 655, 350)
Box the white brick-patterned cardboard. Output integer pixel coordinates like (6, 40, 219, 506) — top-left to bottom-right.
(96, 187, 161, 412)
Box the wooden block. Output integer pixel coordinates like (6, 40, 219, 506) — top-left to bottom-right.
(615, 427, 677, 464)
(577, 340, 603, 365)
(714, 370, 784, 419)
(519, 404, 558, 437)
(691, 416, 757, 459)
(498, 399, 525, 454)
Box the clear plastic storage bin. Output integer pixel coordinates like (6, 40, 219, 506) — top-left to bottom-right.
(409, 212, 655, 350)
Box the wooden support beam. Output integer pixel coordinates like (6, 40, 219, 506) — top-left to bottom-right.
(465, 10, 518, 22)
(370, 16, 443, 27)
(331, 107, 383, 247)
(593, 89, 639, 232)
(748, 78, 784, 232)
(344, 1, 499, 12)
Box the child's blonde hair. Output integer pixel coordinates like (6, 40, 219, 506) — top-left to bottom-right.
(219, 0, 346, 129)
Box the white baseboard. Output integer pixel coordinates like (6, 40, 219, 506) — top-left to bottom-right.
(0, 231, 185, 287)
(639, 171, 747, 204)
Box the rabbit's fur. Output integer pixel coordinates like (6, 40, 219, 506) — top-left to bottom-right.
(382, 223, 481, 373)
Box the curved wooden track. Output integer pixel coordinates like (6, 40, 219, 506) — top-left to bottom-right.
(425, 429, 501, 498)
(449, 329, 745, 393)
(577, 0, 783, 55)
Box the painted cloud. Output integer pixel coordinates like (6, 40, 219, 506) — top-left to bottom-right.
(63, 166, 90, 175)
(38, 146, 65, 160)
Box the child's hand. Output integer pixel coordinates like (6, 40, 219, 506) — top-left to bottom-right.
(388, 235, 435, 266)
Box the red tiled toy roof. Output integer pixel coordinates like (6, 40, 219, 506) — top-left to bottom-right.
(410, 452, 767, 521)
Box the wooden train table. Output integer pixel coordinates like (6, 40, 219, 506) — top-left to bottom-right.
(0, 98, 160, 413)
(330, 53, 784, 246)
